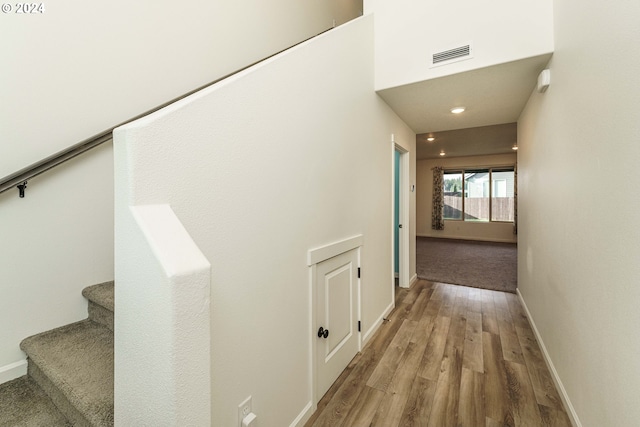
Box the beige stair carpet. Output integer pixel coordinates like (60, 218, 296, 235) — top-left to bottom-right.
(0, 376, 70, 426)
(82, 281, 114, 331)
(20, 320, 114, 427)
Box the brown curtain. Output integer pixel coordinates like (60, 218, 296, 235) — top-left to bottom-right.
(513, 162, 518, 235)
(432, 166, 444, 230)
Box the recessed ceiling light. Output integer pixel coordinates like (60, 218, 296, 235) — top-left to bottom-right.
(512, 145, 518, 151)
(427, 137, 435, 142)
(439, 151, 446, 156)
(450, 107, 465, 114)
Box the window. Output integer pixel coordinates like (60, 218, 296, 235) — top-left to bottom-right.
(443, 172, 463, 220)
(491, 169, 515, 222)
(443, 167, 514, 223)
(464, 170, 490, 221)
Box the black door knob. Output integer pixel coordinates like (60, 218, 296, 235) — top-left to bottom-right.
(317, 327, 329, 339)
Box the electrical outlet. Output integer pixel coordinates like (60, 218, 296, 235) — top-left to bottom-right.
(237, 396, 252, 427)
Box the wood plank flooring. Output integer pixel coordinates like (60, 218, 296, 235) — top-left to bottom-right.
(305, 280, 571, 427)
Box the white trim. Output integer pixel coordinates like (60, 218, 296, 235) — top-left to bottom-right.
(308, 264, 317, 419)
(362, 301, 395, 347)
(289, 400, 314, 427)
(517, 290, 582, 427)
(307, 235, 364, 266)
(409, 274, 418, 287)
(0, 359, 27, 384)
(393, 143, 411, 289)
(357, 248, 363, 353)
(391, 143, 397, 295)
(400, 147, 410, 288)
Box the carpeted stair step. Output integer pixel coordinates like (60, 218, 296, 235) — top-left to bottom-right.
(82, 281, 114, 331)
(0, 375, 71, 426)
(20, 320, 114, 427)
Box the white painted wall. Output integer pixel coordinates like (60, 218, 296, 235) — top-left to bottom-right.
(0, 0, 361, 175)
(0, 144, 114, 382)
(517, 0, 640, 424)
(366, 0, 554, 90)
(330, 1, 363, 28)
(0, 0, 361, 383)
(114, 16, 414, 426)
(417, 154, 517, 243)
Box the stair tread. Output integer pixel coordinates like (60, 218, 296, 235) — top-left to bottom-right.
(0, 376, 71, 426)
(82, 281, 114, 312)
(20, 320, 113, 427)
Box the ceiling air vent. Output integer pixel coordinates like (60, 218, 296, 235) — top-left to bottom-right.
(431, 44, 472, 67)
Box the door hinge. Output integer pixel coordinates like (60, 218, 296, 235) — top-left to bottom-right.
(358, 321, 361, 332)
(358, 267, 361, 278)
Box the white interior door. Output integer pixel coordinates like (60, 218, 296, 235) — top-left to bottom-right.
(315, 248, 359, 400)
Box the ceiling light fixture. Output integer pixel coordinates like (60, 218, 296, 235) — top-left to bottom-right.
(439, 151, 446, 156)
(512, 144, 518, 151)
(427, 136, 435, 142)
(450, 107, 465, 114)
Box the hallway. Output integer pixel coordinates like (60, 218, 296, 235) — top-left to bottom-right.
(306, 280, 571, 426)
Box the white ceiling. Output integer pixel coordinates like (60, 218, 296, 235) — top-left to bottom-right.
(377, 53, 552, 159)
(416, 123, 517, 160)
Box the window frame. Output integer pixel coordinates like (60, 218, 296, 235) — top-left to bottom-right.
(443, 166, 515, 224)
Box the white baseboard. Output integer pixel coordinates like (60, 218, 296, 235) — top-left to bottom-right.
(516, 290, 582, 427)
(362, 301, 394, 347)
(289, 400, 313, 427)
(0, 359, 27, 384)
(410, 274, 418, 286)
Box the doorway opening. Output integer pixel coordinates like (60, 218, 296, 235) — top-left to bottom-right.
(393, 143, 410, 291)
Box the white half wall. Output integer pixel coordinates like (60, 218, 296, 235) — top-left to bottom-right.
(114, 15, 414, 426)
(367, 0, 554, 90)
(0, 0, 361, 384)
(416, 154, 517, 243)
(517, 0, 640, 423)
(114, 204, 211, 425)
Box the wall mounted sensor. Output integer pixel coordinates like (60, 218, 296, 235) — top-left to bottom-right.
(537, 69, 551, 93)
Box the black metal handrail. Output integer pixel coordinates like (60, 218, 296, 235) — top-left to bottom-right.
(0, 27, 332, 198)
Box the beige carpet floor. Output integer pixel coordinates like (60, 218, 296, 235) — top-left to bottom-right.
(416, 237, 517, 293)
